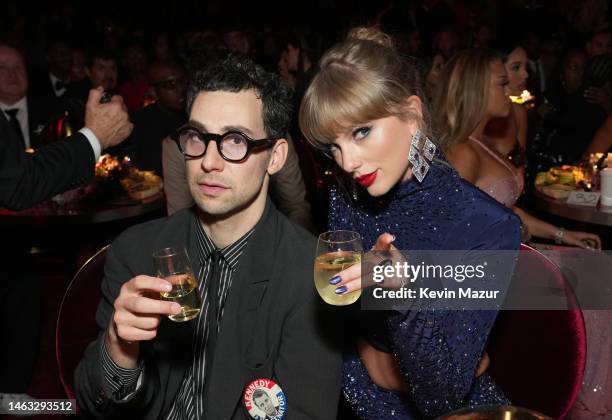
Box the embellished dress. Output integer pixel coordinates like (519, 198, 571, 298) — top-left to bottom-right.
(328, 159, 521, 419)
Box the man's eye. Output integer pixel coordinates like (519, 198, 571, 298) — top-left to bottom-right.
(352, 126, 371, 140)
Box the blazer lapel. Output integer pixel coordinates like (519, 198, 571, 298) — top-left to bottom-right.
(205, 202, 279, 419)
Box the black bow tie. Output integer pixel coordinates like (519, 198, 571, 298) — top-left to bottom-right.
(55, 80, 68, 91)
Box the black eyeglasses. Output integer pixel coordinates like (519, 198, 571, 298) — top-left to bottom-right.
(171, 125, 279, 162)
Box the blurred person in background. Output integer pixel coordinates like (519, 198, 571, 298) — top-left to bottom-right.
(421, 52, 446, 100)
(539, 50, 608, 164)
(0, 43, 53, 150)
(435, 49, 600, 249)
(119, 60, 188, 175)
(118, 43, 150, 113)
(432, 27, 459, 60)
(29, 39, 73, 108)
(70, 48, 88, 83)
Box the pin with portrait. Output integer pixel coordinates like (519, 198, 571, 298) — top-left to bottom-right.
(243, 378, 287, 420)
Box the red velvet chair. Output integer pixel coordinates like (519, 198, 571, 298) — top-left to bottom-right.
(55, 245, 108, 401)
(487, 244, 586, 419)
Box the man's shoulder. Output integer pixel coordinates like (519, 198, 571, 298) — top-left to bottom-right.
(273, 209, 317, 254)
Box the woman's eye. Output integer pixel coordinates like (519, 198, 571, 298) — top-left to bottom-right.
(352, 126, 371, 140)
(326, 144, 341, 156)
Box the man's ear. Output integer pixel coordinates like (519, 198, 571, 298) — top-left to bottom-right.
(267, 138, 288, 175)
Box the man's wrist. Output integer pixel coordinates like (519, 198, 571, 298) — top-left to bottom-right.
(79, 127, 102, 160)
(105, 323, 140, 369)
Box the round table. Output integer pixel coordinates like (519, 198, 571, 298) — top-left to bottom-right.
(0, 192, 166, 268)
(530, 189, 612, 227)
(0, 193, 165, 227)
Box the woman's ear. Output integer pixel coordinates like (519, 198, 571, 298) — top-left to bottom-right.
(403, 95, 423, 121)
(267, 139, 288, 175)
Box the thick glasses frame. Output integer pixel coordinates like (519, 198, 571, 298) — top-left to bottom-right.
(171, 125, 279, 162)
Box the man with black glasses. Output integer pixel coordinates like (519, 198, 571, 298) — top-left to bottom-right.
(75, 54, 341, 420)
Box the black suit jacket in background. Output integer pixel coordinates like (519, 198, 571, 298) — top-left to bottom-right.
(111, 103, 185, 176)
(26, 93, 58, 149)
(0, 112, 95, 210)
(75, 202, 343, 420)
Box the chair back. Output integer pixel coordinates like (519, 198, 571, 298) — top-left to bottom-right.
(487, 244, 586, 419)
(55, 245, 108, 401)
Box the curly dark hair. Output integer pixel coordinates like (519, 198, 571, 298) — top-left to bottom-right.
(186, 54, 293, 139)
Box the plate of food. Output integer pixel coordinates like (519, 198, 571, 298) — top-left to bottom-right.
(120, 169, 163, 201)
(534, 165, 585, 199)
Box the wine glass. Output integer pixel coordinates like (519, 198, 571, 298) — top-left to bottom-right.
(314, 230, 363, 305)
(152, 246, 202, 322)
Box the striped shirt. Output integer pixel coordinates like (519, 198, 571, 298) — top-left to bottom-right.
(101, 214, 253, 419)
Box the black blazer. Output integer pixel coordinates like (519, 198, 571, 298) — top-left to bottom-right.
(75, 203, 343, 419)
(27, 93, 57, 149)
(0, 112, 94, 210)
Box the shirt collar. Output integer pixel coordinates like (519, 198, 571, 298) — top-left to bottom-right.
(49, 72, 69, 85)
(0, 96, 27, 113)
(192, 214, 254, 270)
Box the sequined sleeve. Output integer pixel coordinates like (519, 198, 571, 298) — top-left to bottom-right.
(328, 187, 355, 233)
(385, 210, 520, 416)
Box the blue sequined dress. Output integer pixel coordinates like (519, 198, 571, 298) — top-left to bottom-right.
(328, 159, 521, 419)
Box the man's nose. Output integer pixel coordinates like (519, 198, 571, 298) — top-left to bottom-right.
(201, 140, 225, 172)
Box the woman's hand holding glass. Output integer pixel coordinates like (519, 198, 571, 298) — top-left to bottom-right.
(329, 233, 403, 296)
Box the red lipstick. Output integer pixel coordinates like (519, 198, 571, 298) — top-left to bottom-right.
(356, 170, 378, 187)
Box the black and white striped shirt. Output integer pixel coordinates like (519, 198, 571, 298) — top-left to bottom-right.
(102, 214, 253, 419)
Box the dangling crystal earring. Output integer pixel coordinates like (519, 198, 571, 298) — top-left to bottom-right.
(408, 129, 436, 183)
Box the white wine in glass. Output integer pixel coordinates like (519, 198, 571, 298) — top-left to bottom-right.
(153, 247, 202, 322)
(315, 230, 363, 306)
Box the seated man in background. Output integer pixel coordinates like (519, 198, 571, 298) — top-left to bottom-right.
(64, 48, 119, 124)
(0, 43, 55, 150)
(75, 54, 342, 420)
(117, 60, 188, 175)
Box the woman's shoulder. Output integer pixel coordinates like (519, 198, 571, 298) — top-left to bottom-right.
(447, 140, 481, 184)
(449, 177, 521, 249)
(435, 162, 518, 228)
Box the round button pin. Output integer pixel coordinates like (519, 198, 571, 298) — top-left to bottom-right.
(243, 378, 287, 419)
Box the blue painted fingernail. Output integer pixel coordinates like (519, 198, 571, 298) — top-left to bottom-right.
(329, 275, 341, 285)
(335, 285, 347, 294)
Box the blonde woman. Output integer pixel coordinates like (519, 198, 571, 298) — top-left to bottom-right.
(437, 48, 610, 420)
(435, 49, 601, 249)
(299, 28, 520, 418)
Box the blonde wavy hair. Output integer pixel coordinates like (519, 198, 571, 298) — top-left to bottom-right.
(431, 48, 502, 152)
(298, 26, 430, 150)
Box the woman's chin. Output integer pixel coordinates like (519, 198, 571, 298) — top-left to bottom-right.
(365, 182, 391, 197)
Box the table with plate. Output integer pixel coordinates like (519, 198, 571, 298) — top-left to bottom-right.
(531, 189, 612, 227)
(0, 156, 166, 268)
(527, 162, 612, 248)
(530, 162, 612, 227)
